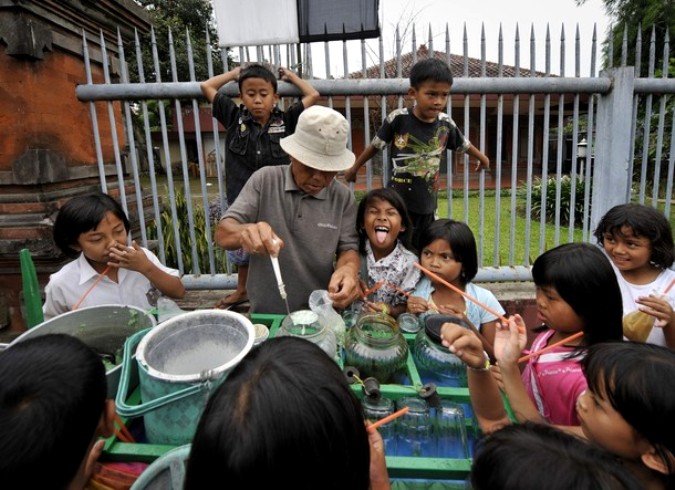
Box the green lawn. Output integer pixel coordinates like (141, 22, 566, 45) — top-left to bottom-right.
(435, 192, 584, 267)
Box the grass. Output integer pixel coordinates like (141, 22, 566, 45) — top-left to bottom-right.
(435, 191, 584, 266)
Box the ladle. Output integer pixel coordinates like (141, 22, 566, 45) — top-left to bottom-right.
(270, 243, 292, 319)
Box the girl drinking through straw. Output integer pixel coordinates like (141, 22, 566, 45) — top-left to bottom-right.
(407, 219, 505, 351)
(43, 192, 184, 320)
(594, 203, 675, 348)
(446, 243, 623, 426)
(445, 325, 675, 489)
(355, 188, 420, 318)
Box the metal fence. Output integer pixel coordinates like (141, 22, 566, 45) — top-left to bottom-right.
(76, 22, 675, 288)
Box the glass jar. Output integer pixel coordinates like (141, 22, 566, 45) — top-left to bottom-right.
(362, 396, 396, 454)
(343, 313, 408, 384)
(413, 314, 470, 387)
(394, 397, 433, 457)
(277, 310, 337, 360)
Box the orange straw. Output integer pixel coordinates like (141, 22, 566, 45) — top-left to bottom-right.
(663, 279, 675, 295)
(518, 330, 585, 364)
(113, 412, 136, 443)
(362, 280, 385, 300)
(413, 263, 509, 324)
(72, 266, 111, 311)
(386, 282, 412, 298)
(367, 406, 410, 432)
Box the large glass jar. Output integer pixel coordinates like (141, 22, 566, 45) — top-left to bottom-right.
(413, 314, 469, 387)
(277, 310, 337, 360)
(343, 313, 408, 384)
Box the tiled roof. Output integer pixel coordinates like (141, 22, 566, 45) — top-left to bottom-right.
(349, 44, 548, 79)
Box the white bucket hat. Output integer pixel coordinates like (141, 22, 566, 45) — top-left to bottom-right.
(280, 106, 355, 172)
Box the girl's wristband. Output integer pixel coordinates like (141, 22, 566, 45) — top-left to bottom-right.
(467, 351, 491, 372)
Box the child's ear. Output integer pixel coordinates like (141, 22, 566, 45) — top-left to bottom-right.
(640, 445, 674, 475)
(96, 399, 116, 439)
(407, 87, 417, 98)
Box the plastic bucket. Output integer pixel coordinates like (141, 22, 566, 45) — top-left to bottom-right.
(129, 444, 191, 490)
(9, 304, 156, 398)
(116, 310, 254, 445)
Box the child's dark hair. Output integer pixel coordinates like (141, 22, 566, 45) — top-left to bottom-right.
(238, 62, 278, 92)
(0, 334, 107, 488)
(356, 188, 414, 255)
(410, 58, 453, 88)
(593, 203, 675, 269)
(418, 219, 478, 284)
(471, 422, 643, 490)
(531, 243, 623, 346)
(185, 337, 370, 489)
(53, 192, 130, 259)
(583, 342, 675, 478)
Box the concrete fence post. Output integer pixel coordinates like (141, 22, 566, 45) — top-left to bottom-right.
(591, 67, 635, 231)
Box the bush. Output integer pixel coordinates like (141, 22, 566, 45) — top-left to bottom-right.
(518, 175, 588, 228)
(147, 187, 227, 273)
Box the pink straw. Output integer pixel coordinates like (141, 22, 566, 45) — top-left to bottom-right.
(414, 262, 509, 323)
(72, 266, 111, 311)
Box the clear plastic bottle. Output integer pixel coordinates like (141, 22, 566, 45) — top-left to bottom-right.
(413, 314, 470, 388)
(277, 310, 337, 360)
(343, 313, 408, 384)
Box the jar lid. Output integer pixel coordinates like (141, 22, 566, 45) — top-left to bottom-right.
(398, 313, 421, 333)
(424, 314, 472, 344)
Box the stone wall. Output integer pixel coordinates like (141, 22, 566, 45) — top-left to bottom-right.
(0, 0, 150, 331)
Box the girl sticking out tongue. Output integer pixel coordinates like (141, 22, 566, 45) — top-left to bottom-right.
(355, 188, 420, 318)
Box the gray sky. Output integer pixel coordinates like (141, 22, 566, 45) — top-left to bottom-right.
(307, 0, 611, 77)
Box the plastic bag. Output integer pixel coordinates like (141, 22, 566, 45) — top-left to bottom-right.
(309, 290, 347, 347)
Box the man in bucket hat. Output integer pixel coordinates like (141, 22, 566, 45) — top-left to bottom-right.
(216, 106, 361, 314)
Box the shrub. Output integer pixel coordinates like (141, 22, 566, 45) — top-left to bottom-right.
(147, 187, 227, 273)
(518, 175, 588, 228)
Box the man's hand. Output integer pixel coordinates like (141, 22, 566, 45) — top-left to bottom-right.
(238, 222, 283, 256)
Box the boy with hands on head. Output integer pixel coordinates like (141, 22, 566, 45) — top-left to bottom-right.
(201, 63, 319, 308)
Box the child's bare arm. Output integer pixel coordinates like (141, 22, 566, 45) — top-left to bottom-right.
(200, 67, 242, 103)
(344, 144, 379, 183)
(466, 143, 490, 171)
(494, 316, 547, 424)
(278, 67, 320, 108)
(440, 322, 511, 433)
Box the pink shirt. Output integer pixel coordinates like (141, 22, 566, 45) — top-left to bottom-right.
(522, 329, 587, 425)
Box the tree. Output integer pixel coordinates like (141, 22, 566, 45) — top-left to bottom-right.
(576, 0, 673, 195)
(576, 0, 674, 74)
(129, 0, 227, 83)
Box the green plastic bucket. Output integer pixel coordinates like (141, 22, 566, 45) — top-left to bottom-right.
(116, 310, 254, 445)
(10, 304, 156, 398)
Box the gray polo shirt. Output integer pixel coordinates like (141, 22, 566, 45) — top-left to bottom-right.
(223, 164, 358, 314)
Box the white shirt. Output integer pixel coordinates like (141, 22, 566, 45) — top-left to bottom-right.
(43, 248, 180, 320)
(612, 263, 675, 346)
